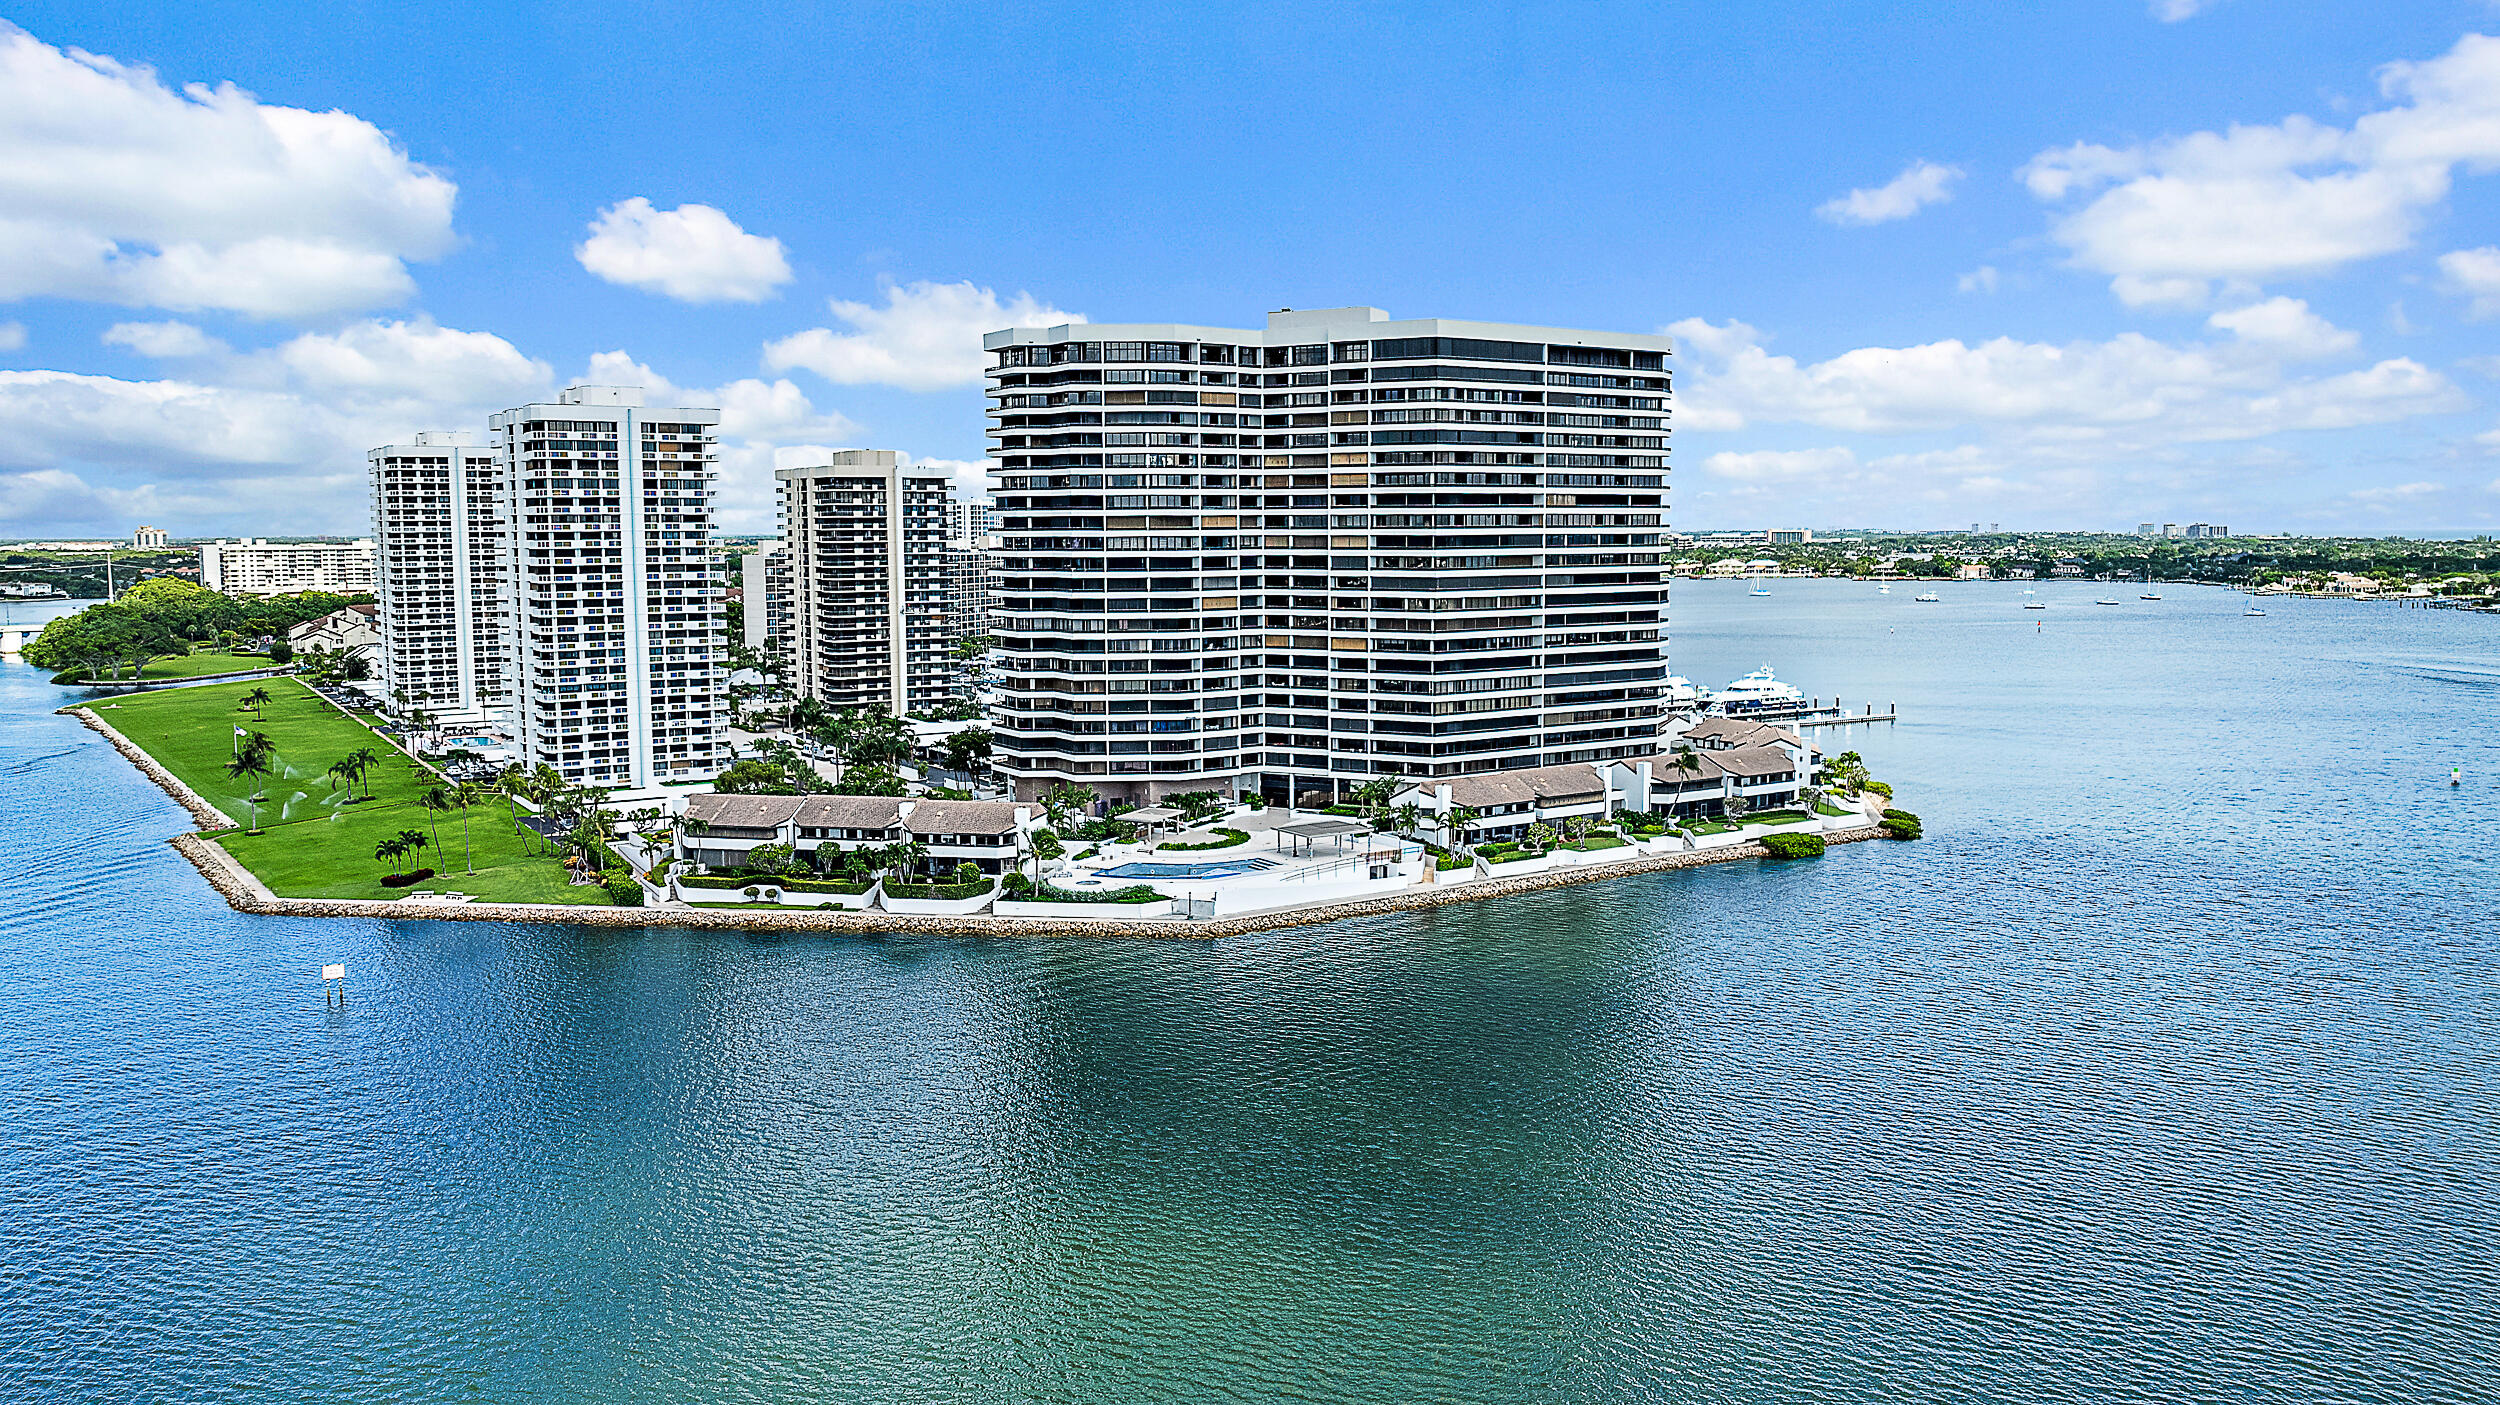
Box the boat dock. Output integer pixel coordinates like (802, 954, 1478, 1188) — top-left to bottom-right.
(1718, 699, 1899, 728)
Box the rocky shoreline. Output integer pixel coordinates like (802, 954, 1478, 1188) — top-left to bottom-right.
(166, 825, 1894, 940)
(89, 702, 1901, 940)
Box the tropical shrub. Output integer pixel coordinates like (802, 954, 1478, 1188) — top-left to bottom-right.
(1879, 808, 1923, 840)
(1863, 779, 1893, 798)
(1759, 832, 1826, 860)
(601, 869, 644, 906)
(743, 842, 802, 876)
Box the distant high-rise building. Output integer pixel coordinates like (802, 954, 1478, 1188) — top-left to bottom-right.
(740, 543, 791, 664)
(199, 538, 377, 595)
(369, 432, 508, 722)
(984, 305, 1669, 806)
(777, 451, 956, 717)
(939, 496, 997, 653)
(2162, 523, 2180, 538)
(131, 525, 169, 548)
(488, 385, 726, 791)
(2137, 523, 2157, 536)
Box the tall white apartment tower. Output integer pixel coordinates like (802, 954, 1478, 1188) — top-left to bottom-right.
(369, 431, 508, 723)
(488, 386, 726, 790)
(984, 307, 1670, 807)
(777, 451, 954, 716)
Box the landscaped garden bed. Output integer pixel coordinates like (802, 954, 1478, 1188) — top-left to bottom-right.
(1158, 828, 1249, 851)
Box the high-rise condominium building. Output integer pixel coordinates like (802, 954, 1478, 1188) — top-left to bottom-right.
(939, 497, 997, 652)
(369, 432, 509, 722)
(777, 451, 955, 717)
(984, 306, 1671, 807)
(132, 525, 169, 548)
(488, 386, 725, 790)
(739, 543, 791, 660)
(199, 537, 377, 594)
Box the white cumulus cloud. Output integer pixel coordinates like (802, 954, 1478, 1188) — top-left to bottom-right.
(102, 320, 227, 358)
(2437, 245, 2500, 318)
(764, 279, 1082, 390)
(0, 25, 457, 319)
(1703, 446, 1860, 480)
(1957, 266, 2001, 294)
(2019, 32, 2500, 306)
(1816, 161, 1964, 226)
(2205, 297, 2360, 358)
(0, 320, 22, 352)
(2151, 0, 2221, 21)
(575, 198, 792, 303)
(1666, 315, 2464, 446)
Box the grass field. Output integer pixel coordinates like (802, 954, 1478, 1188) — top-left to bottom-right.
(58, 651, 280, 684)
(95, 677, 602, 905)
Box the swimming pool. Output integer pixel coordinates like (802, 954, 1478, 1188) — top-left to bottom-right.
(1094, 858, 1281, 880)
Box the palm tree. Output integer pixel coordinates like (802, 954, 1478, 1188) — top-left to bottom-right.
(418, 786, 454, 857)
(449, 780, 489, 874)
(239, 686, 272, 720)
(883, 838, 929, 884)
(396, 828, 431, 876)
(326, 756, 356, 799)
(375, 834, 408, 876)
(1447, 804, 1484, 856)
(225, 731, 276, 833)
(350, 745, 381, 800)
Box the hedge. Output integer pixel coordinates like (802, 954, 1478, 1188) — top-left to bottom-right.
(1879, 808, 1923, 840)
(882, 879, 995, 901)
(1759, 832, 1826, 860)
(1004, 880, 1169, 904)
(680, 872, 873, 894)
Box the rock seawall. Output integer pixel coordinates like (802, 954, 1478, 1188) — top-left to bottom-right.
(167, 826, 1895, 941)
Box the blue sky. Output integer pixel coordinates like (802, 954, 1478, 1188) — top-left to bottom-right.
(3, 1, 2498, 538)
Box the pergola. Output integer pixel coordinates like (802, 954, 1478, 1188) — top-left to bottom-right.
(1122, 804, 1185, 836)
(1273, 818, 1371, 855)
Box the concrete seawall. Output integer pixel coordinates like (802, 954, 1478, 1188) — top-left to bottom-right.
(167, 825, 1896, 941)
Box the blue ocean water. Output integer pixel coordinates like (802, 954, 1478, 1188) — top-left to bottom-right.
(0, 581, 2494, 1402)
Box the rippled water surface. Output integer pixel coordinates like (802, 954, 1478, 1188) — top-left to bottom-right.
(2, 582, 2495, 1402)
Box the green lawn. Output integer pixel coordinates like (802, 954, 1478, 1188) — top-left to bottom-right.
(1743, 810, 1815, 827)
(1686, 820, 1742, 835)
(1815, 800, 1853, 817)
(96, 677, 601, 905)
(1565, 835, 1631, 851)
(58, 651, 279, 684)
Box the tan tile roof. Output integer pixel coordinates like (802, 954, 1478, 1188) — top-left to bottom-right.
(902, 799, 1022, 835)
(1682, 717, 1804, 750)
(683, 793, 805, 829)
(1436, 762, 1606, 808)
(791, 795, 906, 831)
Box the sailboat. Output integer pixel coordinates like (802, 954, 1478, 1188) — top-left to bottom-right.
(1877, 583, 1891, 595)
(2140, 566, 2161, 601)
(2022, 587, 2045, 611)
(1748, 584, 1771, 597)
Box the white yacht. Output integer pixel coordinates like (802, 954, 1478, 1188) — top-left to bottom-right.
(1877, 583, 1891, 595)
(1713, 667, 1808, 716)
(1748, 584, 1772, 597)
(1914, 592, 1940, 603)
